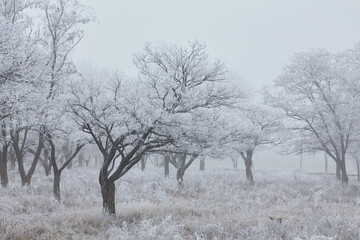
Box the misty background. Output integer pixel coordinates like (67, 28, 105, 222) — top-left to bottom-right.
(72, 0, 360, 172)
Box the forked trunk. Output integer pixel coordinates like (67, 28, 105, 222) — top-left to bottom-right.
(240, 150, 254, 185)
(23, 176, 32, 186)
(177, 168, 185, 186)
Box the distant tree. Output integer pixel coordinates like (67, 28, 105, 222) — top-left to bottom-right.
(228, 105, 280, 185)
(46, 128, 86, 201)
(230, 155, 238, 169)
(163, 154, 170, 177)
(265, 49, 358, 184)
(11, 128, 44, 186)
(40, 0, 92, 100)
(140, 154, 148, 171)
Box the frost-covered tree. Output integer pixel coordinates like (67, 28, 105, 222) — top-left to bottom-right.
(228, 105, 280, 185)
(69, 42, 243, 214)
(35, 0, 93, 198)
(69, 72, 173, 214)
(0, 1, 45, 187)
(265, 49, 358, 184)
(45, 109, 86, 200)
(5, 0, 92, 188)
(134, 41, 244, 185)
(40, 0, 92, 99)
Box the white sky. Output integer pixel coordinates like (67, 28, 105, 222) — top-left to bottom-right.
(74, 0, 360, 91)
(73, 0, 360, 172)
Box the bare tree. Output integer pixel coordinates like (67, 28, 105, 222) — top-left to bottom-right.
(69, 72, 172, 214)
(265, 49, 357, 184)
(47, 133, 85, 201)
(0, 0, 44, 187)
(134, 41, 244, 185)
(11, 128, 44, 186)
(235, 105, 280, 185)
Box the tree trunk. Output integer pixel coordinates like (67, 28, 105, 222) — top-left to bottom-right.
(53, 172, 61, 201)
(44, 165, 51, 176)
(200, 158, 205, 171)
(336, 163, 341, 180)
(232, 157, 238, 169)
(177, 168, 185, 186)
(0, 146, 9, 187)
(23, 176, 31, 186)
(325, 153, 328, 173)
(245, 159, 254, 185)
(340, 160, 348, 184)
(240, 150, 254, 185)
(13, 131, 43, 186)
(140, 155, 146, 171)
(164, 154, 170, 177)
(100, 179, 116, 215)
(42, 148, 51, 176)
(357, 161, 360, 182)
(9, 148, 16, 170)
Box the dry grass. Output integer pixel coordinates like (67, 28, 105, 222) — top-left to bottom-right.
(0, 165, 360, 239)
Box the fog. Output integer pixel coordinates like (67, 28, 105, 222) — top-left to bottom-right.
(75, 0, 360, 90)
(72, 0, 360, 173)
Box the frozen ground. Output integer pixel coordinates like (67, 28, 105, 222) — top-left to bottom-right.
(1, 163, 360, 240)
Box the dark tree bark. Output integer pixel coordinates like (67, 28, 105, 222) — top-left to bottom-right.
(12, 130, 44, 186)
(29, 146, 52, 176)
(48, 135, 84, 201)
(0, 124, 9, 187)
(240, 150, 254, 185)
(79, 125, 167, 215)
(176, 168, 185, 184)
(339, 159, 348, 184)
(0, 145, 9, 187)
(99, 177, 115, 215)
(53, 172, 61, 200)
(169, 153, 198, 186)
(336, 163, 341, 180)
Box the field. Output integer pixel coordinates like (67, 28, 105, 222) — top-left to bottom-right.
(1, 162, 360, 240)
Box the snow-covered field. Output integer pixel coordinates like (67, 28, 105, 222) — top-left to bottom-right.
(1, 163, 360, 240)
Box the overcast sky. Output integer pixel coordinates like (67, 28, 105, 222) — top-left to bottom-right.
(74, 0, 360, 91)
